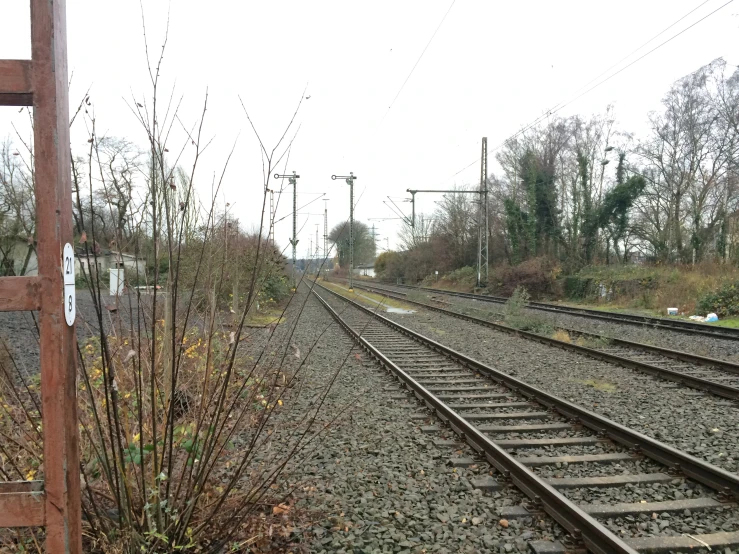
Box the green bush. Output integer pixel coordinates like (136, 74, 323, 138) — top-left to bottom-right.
(563, 276, 594, 300)
(505, 286, 530, 317)
(503, 285, 553, 334)
(506, 314, 553, 335)
(262, 274, 290, 302)
(696, 281, 739, 317)
(444, 266, 476, 285)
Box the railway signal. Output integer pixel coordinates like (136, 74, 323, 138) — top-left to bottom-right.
(332, 173, 357, 291)
(274, 171, 300, 286)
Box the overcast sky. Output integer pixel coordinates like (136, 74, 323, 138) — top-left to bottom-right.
(1, 1, 737, 255)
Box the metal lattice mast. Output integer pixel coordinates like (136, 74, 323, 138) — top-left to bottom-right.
(411, 191, 417, 228)
(332, 173, 357, 290)
(350, 176, 354, 289)
(274, 171, 300, 285)
(323, 199, 329, 263)
(407, 186, 486, 283)
(481, 137, 489, 286)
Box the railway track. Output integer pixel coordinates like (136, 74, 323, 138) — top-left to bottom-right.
(341, 280, 739, 402)
(311, 281, 739, 553)
(374, 281, 739, 341)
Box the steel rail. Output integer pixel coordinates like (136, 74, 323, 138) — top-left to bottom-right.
(382, 281, 739, 341)
(315, 281, 739, 501)
(347, 281, 739, 401)
(358, 282, 739, 376)
(310, 285, 639, 554)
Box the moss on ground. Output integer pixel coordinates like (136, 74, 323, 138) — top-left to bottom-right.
(578, 378, 618, 393)
(320, 281, 416, 312)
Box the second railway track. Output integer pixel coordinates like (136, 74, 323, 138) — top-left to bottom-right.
(378, 282, 739, 341)
(312, 281, 739, 554)
(343, 280, 739, 402)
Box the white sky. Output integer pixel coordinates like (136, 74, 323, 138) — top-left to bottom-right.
(1, 0, 737, 256)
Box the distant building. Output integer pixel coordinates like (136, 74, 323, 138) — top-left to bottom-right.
(0, 236, 37, 276)
(76, 248, 146, 279)
(354, 264, 375, 277)
(0, 235, 145, 278)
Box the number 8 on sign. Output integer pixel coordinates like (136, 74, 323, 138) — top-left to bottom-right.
(63, 243, 76, 326)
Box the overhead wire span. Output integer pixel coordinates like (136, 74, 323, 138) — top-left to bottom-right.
(381, 0, 456, 121)
(436, 0, 735, 186)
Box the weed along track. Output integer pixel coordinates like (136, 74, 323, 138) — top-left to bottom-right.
(312, 281, 739, 553)
(346, 280, 739, 401)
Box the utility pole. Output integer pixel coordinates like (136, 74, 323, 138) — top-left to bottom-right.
(479, 137, 489, 287)
(274, 171, 300, 286)
(332, 172, 357, 291)
(315, 223, 320, 271)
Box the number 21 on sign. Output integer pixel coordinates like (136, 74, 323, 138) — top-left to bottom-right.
(63, 243, 76, 326)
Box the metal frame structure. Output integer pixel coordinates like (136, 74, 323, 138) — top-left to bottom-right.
(407, 188, 487, 285)
(406, 137, 489, 287)
(332, 173, 357, 290)
(0, 1, 83, 551)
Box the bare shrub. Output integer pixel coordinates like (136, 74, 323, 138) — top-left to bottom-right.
(0, 14, 347, 553)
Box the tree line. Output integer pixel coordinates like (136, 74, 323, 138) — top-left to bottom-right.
(376, 58, 739, 282)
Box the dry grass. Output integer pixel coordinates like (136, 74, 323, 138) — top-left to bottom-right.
(573, 262, 739, 314)
(578, 378, 618, 393)
(320, 280, 415, 312)
(551, 329, 572, 343)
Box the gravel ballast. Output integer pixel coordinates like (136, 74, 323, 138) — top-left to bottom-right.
(313, 285, 739, 546)
(264, 290, 567, 552)
(366, 297, 739, 476)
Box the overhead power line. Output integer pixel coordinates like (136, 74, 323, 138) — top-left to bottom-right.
(382, 0, 456, 120)
(438, 0, 735, 185)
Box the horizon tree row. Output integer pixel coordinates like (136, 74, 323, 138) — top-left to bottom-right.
(377, 58, 739, 283)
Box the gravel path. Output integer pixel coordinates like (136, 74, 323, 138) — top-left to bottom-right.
(261, 288, 567, 553)
(353, 294, 739, 476)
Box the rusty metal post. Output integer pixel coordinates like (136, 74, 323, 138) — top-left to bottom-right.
(0, 1, 82, 551)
